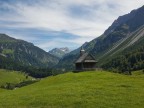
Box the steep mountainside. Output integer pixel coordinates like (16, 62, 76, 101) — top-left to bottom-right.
(56, 5, 144, 71)
(102, 26, 144, 72)
(0, 34, 59, 68)
(49, 47, 70, 58)
(104, 9, 137, 35)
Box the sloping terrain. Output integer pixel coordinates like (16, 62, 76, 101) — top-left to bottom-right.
(98, 25, 144, 65)
(0, 71, 144, 108)
(0, 69, 27, 85)
(101, 31, 144, 72)
(0, 34, 59, 68)
(0, 69, 32, 87)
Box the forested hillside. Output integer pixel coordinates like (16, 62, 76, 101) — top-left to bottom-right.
(0, 34, 59, 68)
(0, 34, 60, 78)
(102, 45, 144, 72)
(0, 54, 54, 78)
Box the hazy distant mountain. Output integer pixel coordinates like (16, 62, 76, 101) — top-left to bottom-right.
(0, 34, 59, 68)
(49, 47, 70, 58)
(56, 5, 144, 72)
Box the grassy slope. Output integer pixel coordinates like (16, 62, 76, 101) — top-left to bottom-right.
(0, 71, 144, 108)
(0, 69, 32, 87)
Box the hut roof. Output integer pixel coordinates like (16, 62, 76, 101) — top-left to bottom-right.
(75, 53, 97, 63)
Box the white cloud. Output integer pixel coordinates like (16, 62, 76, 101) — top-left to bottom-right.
(0, 0, 144, 50)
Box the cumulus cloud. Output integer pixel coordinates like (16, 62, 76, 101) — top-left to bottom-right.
(0, 0, 144, 50)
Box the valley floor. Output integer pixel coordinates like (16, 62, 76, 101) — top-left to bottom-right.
(0, 70, 144, 108)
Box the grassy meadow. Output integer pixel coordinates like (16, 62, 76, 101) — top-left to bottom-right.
(0, 69, 32, 86)
(0, 70, 144, 108)
(0, 69, 35, 91)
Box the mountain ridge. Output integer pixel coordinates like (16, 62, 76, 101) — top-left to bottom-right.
(0, 34, 59, 68)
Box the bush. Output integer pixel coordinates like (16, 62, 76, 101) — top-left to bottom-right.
(15, 80, 39, 88)
(0, 80, 39, 90)
(1, 83, 16, 90)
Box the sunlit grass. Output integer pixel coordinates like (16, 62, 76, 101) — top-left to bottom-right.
(0, 69, 32, 86)
(0, 70, 144, 108)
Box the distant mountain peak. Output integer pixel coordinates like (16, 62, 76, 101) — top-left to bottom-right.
(59, 47, 69, 52)
(49, 47, 70, 58)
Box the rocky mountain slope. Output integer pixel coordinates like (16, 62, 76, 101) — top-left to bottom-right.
(56, 5, 144, 71)
(0, 34, 59, 68)
(102, 26, 144, 72)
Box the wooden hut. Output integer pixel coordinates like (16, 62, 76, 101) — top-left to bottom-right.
(75, 47, 97, 71)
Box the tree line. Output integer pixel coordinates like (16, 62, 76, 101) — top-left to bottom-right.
(0, 55, 55, 78)
(102, 46, 144, 73)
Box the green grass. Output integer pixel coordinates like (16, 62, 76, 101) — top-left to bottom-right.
(0, 69, 32, 87)
(0, 70, 144, 108)
(2, 49, 14, 55)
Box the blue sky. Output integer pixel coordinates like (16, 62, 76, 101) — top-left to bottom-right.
(0, 0, 144, 51)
